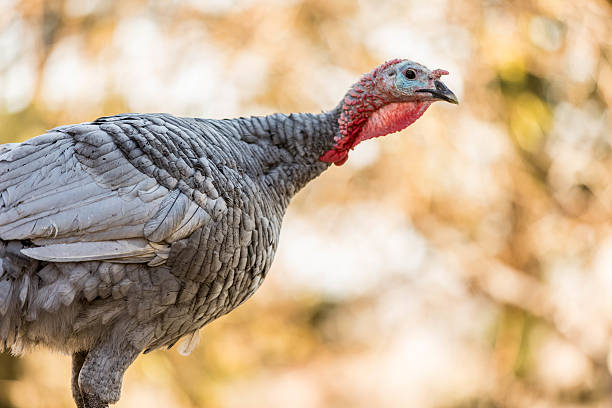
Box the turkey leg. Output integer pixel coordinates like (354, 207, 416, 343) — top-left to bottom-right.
(76, 338, 141, 408)
(71, 351, 87, 408)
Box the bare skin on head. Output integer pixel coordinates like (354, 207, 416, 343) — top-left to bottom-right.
(0, 59, 457, 408)
(320, 59, 458, 165)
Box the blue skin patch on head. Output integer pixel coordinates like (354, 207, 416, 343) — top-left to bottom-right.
(393, 61, 434, 96)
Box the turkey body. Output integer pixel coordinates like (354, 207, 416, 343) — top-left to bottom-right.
(0, 111, 338, 405)
(0, 59, 457, 407)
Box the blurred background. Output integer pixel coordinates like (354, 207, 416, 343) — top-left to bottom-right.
(1, 0, 612, 407)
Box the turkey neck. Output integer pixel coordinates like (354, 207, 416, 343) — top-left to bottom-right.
(231, 105, 342, 197)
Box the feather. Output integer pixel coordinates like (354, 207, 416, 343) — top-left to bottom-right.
(0, 279, 12, 315)
(166, 204, 211, 242)
(20, 239, 156, 263)
(83, 275, 100, 302)
(57, 281, 76, 306)
(18, 274, 29, 307)
(177, 330, 200, 356)
(144, 190, 189, 242)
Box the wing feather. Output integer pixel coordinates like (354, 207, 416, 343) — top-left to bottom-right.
(0, 120, 215, 265)
(21, 239, 157, 263)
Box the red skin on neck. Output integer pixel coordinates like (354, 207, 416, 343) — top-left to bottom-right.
(320, 61, 441, 166)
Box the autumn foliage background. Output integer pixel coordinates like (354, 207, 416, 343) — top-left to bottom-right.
(1, 0, 612, 407)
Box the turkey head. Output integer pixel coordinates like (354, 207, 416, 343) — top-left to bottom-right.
(320, 59, 458, 166)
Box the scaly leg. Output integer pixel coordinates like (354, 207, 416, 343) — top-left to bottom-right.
(78, 338, 141, 408)
(81, 392, 110, 408)
(71, 351, 87, 408)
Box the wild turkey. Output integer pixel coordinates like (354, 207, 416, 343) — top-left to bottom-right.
(0, 59, 457, 408)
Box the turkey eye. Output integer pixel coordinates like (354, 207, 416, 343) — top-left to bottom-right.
(404, 69, 417, 79)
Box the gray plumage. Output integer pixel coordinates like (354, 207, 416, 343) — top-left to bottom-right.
(0, 58, 457, 408)
(0, 110, 340, 407)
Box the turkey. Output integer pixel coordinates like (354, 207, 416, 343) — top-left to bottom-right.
(0, 59, 457, 408)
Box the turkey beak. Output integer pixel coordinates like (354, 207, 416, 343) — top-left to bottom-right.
(416, 80, 459, 104)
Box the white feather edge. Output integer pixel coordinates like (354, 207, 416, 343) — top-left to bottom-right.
(20, 238, 170, 265)
(177, 330, 200, 356)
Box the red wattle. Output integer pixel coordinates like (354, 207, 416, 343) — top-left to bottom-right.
(356, 101, 431, 144)
(320, 101, 432, 166)
(320, 149, 348, 165)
